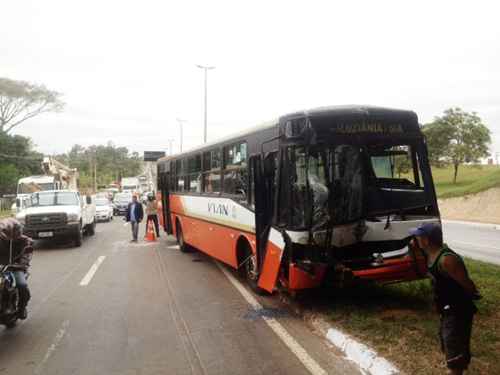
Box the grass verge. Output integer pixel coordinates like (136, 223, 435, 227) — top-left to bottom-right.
(0, 209, 12, 219)
(306, 258, 500, 374)
(432, 165, 500, 199)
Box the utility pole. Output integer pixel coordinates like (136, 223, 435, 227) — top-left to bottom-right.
(196, 65, 215, 143)
(176, 118, 186, 152)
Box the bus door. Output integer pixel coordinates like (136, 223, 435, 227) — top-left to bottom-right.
(162, 172, 173, 234)
(251, 151, 285, 293)
(250, 155, 268, 268)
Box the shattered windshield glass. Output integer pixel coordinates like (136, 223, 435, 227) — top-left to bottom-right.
(289, 145, 363, 230)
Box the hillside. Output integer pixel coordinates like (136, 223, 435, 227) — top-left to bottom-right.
(432, 164, 500, 199)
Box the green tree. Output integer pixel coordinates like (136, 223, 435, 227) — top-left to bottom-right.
(0, 132, 43, 195)
(423, 108, 491, 184)
(0, 77, 65, 134)
(56, 143, 142, 191)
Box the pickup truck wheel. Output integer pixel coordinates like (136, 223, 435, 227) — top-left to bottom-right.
(74, 225, 83, 247)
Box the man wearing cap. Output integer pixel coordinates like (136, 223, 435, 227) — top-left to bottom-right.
(410, 223, 480, 375)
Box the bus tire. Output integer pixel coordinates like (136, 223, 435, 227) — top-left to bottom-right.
(176, 220, 191, 253)
(238, 239, 267, 295)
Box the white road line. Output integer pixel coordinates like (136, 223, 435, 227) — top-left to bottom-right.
(34, 320, 70, 375)
(79, 256, 106, 286)
(216, 262, 328, 375)
(448, 240, 499, 252)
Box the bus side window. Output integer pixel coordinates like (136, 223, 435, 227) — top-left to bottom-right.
(174, 160, 181, 192)
(188, 155, 202, 193)
(223, 142, 248, 199)
(202, 149, 221, 193)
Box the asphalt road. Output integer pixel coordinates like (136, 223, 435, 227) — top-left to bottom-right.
(0, 219, 358, 375)
(443, 221, 500, 265)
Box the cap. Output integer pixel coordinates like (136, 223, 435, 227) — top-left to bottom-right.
(409, 223, 443, 244)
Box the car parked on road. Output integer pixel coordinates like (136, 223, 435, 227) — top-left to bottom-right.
(95, 198, 114, 222)
(113, 193, 132, 215)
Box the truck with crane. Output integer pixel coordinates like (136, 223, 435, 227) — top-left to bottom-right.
(13, 156, 79, 213)
(14, 156, 96, 247)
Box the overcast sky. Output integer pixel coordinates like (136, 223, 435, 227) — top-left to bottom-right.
(2, 0, 499, 158)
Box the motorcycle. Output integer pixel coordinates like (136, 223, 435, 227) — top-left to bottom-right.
(0, 239, 26, 328)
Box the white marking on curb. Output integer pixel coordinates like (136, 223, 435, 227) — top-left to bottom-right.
(79, 256, 106, 286)
(216, 262, 327, 375)
(34, 320, 69, 374)
(326, 328, 398, 375)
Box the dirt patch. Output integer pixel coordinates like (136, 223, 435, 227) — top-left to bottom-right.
(438, 187, 500, 224)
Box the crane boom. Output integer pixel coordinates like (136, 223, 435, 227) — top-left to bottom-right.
(41, 156, 79, 190)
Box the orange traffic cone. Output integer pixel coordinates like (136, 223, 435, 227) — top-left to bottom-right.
(145, 219, 156, 242)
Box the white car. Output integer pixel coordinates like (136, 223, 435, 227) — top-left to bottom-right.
(95, 198, 114, 222)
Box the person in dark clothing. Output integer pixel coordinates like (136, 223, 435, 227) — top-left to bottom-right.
(0, 218, 34, 320)
(125, 195, 144, 242)
(409, 223, 480, 375)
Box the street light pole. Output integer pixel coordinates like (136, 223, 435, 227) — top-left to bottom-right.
(196, 65, 215, 143)
(176, 118, 186, 153)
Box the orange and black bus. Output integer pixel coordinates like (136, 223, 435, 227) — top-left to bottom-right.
(157, 106, 439, 294)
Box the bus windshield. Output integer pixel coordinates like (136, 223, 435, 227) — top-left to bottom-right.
(286, 141, 432, 231)
(367, 144, 424, 189)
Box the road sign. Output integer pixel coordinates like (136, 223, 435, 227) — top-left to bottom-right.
(144, 151, 166, 162)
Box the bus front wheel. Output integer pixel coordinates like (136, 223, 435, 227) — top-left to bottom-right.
(240, 241, 267, 295)
(176, 221, 190, 253)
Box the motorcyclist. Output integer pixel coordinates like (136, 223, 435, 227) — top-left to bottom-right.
(0, 218, 33, 320)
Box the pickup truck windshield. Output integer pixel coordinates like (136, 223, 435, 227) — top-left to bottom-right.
(31, 192, 79, 206)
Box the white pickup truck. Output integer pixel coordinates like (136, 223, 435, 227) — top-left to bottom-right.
(16, 190, 96, 247)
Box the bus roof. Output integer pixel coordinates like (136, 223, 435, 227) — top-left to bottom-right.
(158, 119, 277, 162)
(280, 105, 417, 121)
(158, 105, 419, 163)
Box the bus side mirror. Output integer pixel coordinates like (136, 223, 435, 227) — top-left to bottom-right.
(86, 196, 92, 205)
(16, 198, 21, 208)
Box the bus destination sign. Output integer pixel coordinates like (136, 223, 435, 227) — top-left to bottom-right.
(330, 123, 404, 135)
